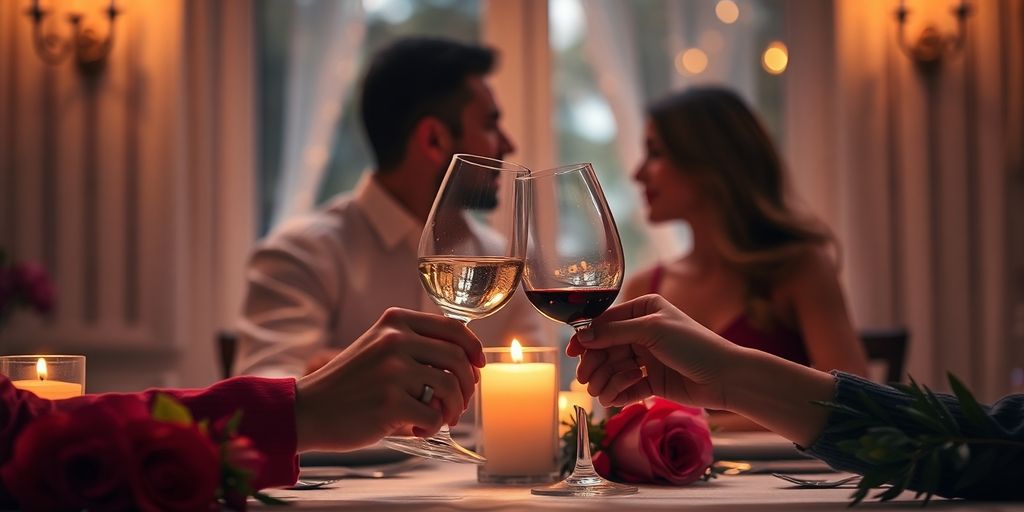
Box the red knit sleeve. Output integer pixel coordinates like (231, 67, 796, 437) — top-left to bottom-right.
(1, 375, 300, 491)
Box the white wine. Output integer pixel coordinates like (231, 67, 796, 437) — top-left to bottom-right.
(418, 256, 524, 322)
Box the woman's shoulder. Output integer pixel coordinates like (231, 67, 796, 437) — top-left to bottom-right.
(774, 244, 840, 294)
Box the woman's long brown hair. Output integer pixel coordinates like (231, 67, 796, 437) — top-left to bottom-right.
(648, 87, 834, 324)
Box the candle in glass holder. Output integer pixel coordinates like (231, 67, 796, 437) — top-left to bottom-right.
(2, 356, 85, 400)
(477, 340, 558, 484)
(558, 380, 594, 436)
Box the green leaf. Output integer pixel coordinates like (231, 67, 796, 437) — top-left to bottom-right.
(919, 450, 942, 496)
(858, 468, 896, 489)
(848, 486, 870, 507)
(922, 386, 960, 436)
(225, 409, 244, 437)
(905, 378, 944, 426)
(855, 390, 893, 423)
(252, 491, 290, 506)
(151, 393, 194, 426)
(947, 373, 995, 436)
(902, 407, 947, 434)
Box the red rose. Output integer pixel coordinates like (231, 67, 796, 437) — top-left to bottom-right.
(0, 267, 13, 314)
(128, 419, 220, 512)
(1, 406, 135, 511)
(592, 398, 712, 485)
(225, 436, 266, 479)
(12, 262, 55, 314)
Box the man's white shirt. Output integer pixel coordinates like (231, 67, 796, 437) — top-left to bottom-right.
(236, 172, 548, 378)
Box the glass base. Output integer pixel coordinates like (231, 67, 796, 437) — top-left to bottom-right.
(380, 430, 486, 465)
(532, 405, 638, 497)
(531, 471, 638, 497)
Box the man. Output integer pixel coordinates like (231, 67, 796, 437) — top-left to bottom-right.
(236, 37, 546, 377)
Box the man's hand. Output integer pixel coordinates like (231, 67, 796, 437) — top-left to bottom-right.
(294, 308, 485, 452)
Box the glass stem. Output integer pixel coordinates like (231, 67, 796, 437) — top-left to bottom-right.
(571, 405, 600, 477)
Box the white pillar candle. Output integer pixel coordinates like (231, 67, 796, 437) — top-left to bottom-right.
(479, 340, 557, 477)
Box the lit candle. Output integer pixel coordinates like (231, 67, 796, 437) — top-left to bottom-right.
(11, 358, 83, 400)
(558, 380, 594, 436)
(479, 339, 557, 477)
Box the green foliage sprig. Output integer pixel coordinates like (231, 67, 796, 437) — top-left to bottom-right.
(815, 373, 1024, 506)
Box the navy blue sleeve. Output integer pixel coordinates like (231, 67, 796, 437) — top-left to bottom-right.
(804, 372, 1024, 500)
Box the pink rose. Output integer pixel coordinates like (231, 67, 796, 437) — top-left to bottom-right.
(1, 406, 135, 511)
(127, 420, 220, 512)
(592, 398, 713, 485)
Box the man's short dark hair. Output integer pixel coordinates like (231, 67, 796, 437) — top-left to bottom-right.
(360, 37, 496, 171)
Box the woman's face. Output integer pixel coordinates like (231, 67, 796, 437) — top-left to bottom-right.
(634, 121, 705, 223)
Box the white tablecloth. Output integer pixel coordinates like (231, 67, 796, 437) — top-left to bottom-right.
(258, 462, 1024, 511)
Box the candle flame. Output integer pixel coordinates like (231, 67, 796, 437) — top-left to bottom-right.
(36, 358, 47, 381)
(510, 338, 523, 363)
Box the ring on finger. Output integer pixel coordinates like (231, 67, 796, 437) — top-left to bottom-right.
(418, 384, 435, 404)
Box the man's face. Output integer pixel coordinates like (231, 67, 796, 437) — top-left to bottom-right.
(452, 76, 515, 161)
(440, 76, 516, 210)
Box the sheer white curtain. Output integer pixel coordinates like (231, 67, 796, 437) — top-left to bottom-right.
(272, 0, 365, 228)
(577, 0, 688, 263)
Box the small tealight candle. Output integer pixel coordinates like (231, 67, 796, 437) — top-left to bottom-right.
(477, 339, 558, 484)
(558, 381, 594, 436)
(1, 355, 85, 400)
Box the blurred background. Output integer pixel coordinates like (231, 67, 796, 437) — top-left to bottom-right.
(0, 0, 1021, 401)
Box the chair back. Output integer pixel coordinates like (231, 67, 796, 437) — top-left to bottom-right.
(217, 330, 238, 379)
(860, 328, 908, 383)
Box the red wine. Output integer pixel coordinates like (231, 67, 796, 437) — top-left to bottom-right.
(525, 288, 620, 328)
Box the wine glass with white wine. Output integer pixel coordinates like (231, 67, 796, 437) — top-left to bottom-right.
(380, 154, 529, 464)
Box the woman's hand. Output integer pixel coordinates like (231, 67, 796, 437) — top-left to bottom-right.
(570, 294, 835, 447)
(294, 308, 485, 452)
(569, 294, 743, 409)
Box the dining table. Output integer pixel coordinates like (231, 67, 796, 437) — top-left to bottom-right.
(257, 460, 1024, 511)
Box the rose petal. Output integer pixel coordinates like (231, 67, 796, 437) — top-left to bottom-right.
(608, 410, 654, 481)
(647, 397, 704, 418)
(602, 401, 646, 447)
(592, 451, 611, 479)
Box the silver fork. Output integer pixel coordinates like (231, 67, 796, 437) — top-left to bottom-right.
(288, 479, 341, 490)
(289, 459, 424, 489)
(772, 473, 861, 488)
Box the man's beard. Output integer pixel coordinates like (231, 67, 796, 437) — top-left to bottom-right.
(435, 152, 500, 211)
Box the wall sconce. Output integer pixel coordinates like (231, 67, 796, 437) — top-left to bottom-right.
(25, 0, 120, 74)
(894, 0, 971, 69)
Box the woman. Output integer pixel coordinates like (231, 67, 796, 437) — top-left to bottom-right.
(570, 295, 1023, 501)
(623, 87, 867, 383)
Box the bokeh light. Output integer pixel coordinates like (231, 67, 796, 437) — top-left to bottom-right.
(762, 41, 788, 75)
(676, 48, 708, 75)
(715, 0, 739, 24)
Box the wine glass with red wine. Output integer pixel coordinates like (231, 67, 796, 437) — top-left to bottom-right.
(380, 154, 530, 464)
(519, 163, 636, 497)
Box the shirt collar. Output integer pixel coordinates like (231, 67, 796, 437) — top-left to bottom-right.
(351, 172, 423, 251)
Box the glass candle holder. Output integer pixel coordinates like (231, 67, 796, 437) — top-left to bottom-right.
(0, 355, 86, 399)
(476, 343, 559, 484)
